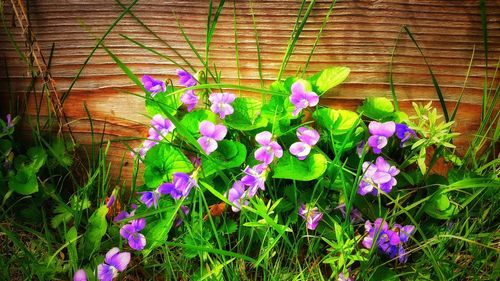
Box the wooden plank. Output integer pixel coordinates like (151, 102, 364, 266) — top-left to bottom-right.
(0, 0, 498, 183)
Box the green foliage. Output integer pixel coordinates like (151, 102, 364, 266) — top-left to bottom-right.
(358, 97, 395, 120)
(146, 84, 182, 116)
(201, 140, 247, 177)
(180, 109, 218, 136)
(79, 205, 108, 260)
(424, 191, 458, 219)
(224, 97, 268, 131)
(273, 151, 328, 181)
(143, 142, 193, 188)
(307, 66, 350, 95)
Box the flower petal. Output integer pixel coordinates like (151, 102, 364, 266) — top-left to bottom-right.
(369, 121, 396, 137)
(109, 251, 131, 272)
(198, 136, 218, 154)
(212, 124, 227, 141)
(289, 142, 311, 159)
(255, 131, 272, 146)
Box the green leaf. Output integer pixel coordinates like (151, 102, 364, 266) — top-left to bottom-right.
(143, 205, 178, 257)
(369, 266, 400, 281)
(358, 97, 395, 120)
(146, 84, 182, 116)
(143, 143, 193, 188)
(8, 166, 38, 195)
(273, 151, 328, 181)
(180, 109, 217, 137)
(307, 67, 350, 94)
(224, 97, 268, 131)
(50, 138, 73, 167)
(424, 192, 458, 220)
(65, 227, 78, 267)
(79, 205, 108, 260)
(313, 108, 360, 134)
(27, 147, 47, 172)
(201, 140, 247, 177)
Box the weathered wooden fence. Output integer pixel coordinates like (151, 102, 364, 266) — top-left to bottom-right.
(0, 0, 498, 182)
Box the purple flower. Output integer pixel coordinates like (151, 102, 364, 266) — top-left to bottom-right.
(149, 114, 175, 139)
(120, 218, 147, 251)
(227, 181, 249, 212)
(362, 218, 389, 249)
(290, 81, 319, 116)
(113, 204, 137, 222)
(358, 156, 399, 196)
(336, 203, 363, 223)
(106, 192, 116, 209)
(97, 248, 131, 281)
(139, 183, 173, 209)
(356, 140, 365, 158)
(289, 127, 320, 160)
(362, 219, 415, 264)
(180, 90, 199, 112)
(298, 203, 323, 230)
(254, 131, 283, 165)
(395, 123, 417, 147)
(174, 205, 190, 227)
(73, 269, 87, 281)
(209, 92, 236, 119)
(241, 164, 267, 198)
(197, 121, 227, 155)
(177, 69, 197, 87)
(338, 269, 354, 281)
(171, 172, 198, 199)
(142, 75, 166, 97)
(6, 114, 13, 129)
(367, 121, 395, 154)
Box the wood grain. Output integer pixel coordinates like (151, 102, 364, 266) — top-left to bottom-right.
(0, 0, 499, 184)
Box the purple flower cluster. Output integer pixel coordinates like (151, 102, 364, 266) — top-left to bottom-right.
(298, 203, 323, 230)
(120, 218, 147, 251)
(336, 203, 363, 223)
(362, 218, 415, 263)
(395, 123, 417, 147)
(290, 81, 319, 116)
(254, 131, 283, 165)
(209, 92, 236, 119)
(227, 164, 268, 211)
(97, 248, 131, 281)
(141, 75, 166, 97)
(140, 172, 198, 207)
(367, 121, 417, 154)
(198, 120, 227, 155)
(289, 127, 320, 160)
(358, 156, 399, 196)
(367, 121, 395, 154)
(177, 69, 199, 111)
(114, 204, 137, 222)
(133, 114, 175, 159)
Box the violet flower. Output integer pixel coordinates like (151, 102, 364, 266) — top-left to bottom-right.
(367, 121, 396, 154)
(209, 92, 236, 119)
(171, 172, 198, 200)
(395, 123, 417, 147)
(177, 69, 197, 87)
(120, 218, 147, 251)
(197, 120, 227, 155)
(106, 192, 116, 209)
(5, 114, 13, 130)
(356, 140, 365, 158)
(114, 204, 137, 222)
(174, 206, 190, 228)
(141, 75, 166, 97)
(254, 131, 283, 165)
(97, 248, 131, 281)
(290, 81, 319, 116)
(227, 181, 249, 212)
(298, 203, 323, 231)
(180, 90, 199, 112)
(362, 219, 415, 264)
(139, 183, 174, 209)
(358, 156, 399, 196)
(241, 164, 267, 198)
(149, 114, 175, 140)
(338, 269, 354, 281)
(73, 269, 87, 281)
(289, 127, 320, 160)
(336, 203, 363, 223)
